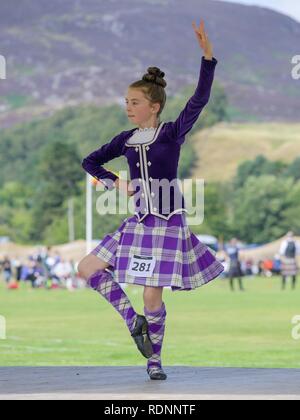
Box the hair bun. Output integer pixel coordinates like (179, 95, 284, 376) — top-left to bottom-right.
(142, 66, 167, 88)
(147, 67, 165, 79)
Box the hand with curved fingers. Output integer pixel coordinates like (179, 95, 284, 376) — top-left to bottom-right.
(192, 19, 213, 60)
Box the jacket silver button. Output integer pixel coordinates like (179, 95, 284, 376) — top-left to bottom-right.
(148, 161, 151, 166)
(135, 147, 139, 152)
(151, 192, 155, 197)
(149, 177, 153, 182)
(139, 178, 142, 183)
(144, 208, 147, 212)
(146, 146, 150, 151)
(141, 193, 145, 198)
(136, 162, 140, 167)
(153, 207, 157, 211)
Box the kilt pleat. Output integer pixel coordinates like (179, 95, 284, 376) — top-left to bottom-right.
(281, 257, 298, 276)
(91, 213, 224, 291)
(228, 260, 243, 278)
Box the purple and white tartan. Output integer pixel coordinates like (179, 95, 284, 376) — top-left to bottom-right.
(281, 257, 298, 277)
(91, 212, 224, 291)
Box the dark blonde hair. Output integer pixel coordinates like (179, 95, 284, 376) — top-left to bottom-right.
(129, 66, 167, 119)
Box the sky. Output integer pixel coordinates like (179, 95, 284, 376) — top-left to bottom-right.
(217, 0, 300, 23)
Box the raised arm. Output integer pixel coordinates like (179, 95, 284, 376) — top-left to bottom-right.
(192, 19, 213, 61)
(164, 20, 218, 144)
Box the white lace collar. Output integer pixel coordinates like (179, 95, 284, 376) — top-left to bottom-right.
(127, 129, 157, 144)
(126, 121, 164, 146)
(137, 127, 157, 132)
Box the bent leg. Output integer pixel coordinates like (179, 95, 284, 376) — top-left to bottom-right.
(77, 254, 111, 280)
(78, 254, 137, 334)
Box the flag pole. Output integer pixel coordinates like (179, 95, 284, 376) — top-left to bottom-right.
(86, 173, 93, 255)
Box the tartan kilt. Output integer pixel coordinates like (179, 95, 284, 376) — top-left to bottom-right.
(91, 212, 224, 292)
(281, 257, 298, 277)
(228, 260, 243, 278)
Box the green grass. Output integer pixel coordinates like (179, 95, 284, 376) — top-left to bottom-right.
(0, 276, 299, 367)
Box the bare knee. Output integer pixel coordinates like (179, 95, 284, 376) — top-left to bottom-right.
(77, 259, 89, 280)
(143, 286, 163, 312)
(77, 254, 110, 280)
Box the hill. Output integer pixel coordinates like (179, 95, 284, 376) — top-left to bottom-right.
(0, 0, 300, 128)
(191, 122, 300, 182)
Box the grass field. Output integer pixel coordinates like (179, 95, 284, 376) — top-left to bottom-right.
(0, 276, 299, 368)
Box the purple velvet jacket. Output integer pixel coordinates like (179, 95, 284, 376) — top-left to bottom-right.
(82, 56, 218, 222)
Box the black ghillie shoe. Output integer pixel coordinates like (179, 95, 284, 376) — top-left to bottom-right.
(147, 366, 167, 380)
(131, 315, 153, 359)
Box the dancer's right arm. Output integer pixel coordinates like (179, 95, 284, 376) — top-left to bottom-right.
(82, 134, 134, 195)
(82, 134, 122, 191)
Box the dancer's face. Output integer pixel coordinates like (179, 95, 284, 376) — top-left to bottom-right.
(125, 88, 160, 127)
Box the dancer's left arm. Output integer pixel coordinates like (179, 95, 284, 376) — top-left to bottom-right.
(164, 20, 218, 144)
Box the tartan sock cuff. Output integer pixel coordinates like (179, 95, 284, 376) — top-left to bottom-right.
(86, 268, 108, 289)
(144, 301, 166, 317)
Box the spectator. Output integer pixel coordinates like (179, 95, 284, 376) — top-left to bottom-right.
(225, 238, 245, 292)
(14, 256, 23, 283)
(262, 259, 273, 277)
(272, 254, 282, 276)
(279, 231, 300, 290)
(245, 259, 254, 276)
(2, 256, 12, 284)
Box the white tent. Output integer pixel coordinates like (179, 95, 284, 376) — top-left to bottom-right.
(239, 235, 300, 263)
(0, 240, 100, 263)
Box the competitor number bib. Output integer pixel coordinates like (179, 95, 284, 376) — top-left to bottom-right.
(128, 255, 156, 278)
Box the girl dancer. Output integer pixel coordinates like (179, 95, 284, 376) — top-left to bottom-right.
(79, 19, 224, 380)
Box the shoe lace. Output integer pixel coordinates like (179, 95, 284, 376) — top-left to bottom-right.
(148, 366, 164, 374)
